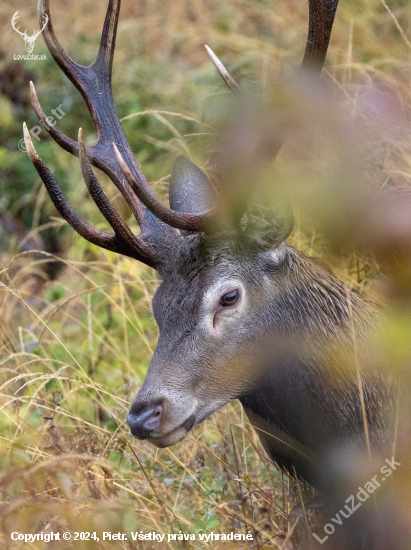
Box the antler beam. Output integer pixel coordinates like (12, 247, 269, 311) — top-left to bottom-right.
(34, 0, 159, 234)
(24, 0, 179, 267)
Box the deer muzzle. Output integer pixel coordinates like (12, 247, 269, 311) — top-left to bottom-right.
(127, 393, 197, 447)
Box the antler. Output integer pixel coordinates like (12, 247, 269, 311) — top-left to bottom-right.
(25, 0, 177, 268)
(114, 145, 220, 232)
(24, 124, 159, 266)
(204, 45, 240, 94)
(207, 0, 339, 92)
(302, 0, 339, 72)
(26, 0, 340, 248)
(113, 0, 340, 234)
(11, 12, 27, 38)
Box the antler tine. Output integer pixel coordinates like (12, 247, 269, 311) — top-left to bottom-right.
(38, 0, 87, 85)
(78, 129, 158, 265)
(36, 0, 113, 149)
(202, 0, 339, 235)
(94, 0, 119, 77)
(37, 0, 119, 144)
(114, 145, 219, 232)
(30, 82, 154, 237)
(30, 81, 78, 155)
(35, 0, 175, 241)
(302, 0, 339, 72)
(23, 123, 158, 267)
(206, 0, 339, 89)
(204, 45, 240, 94)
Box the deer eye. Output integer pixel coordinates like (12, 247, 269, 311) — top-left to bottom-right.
(220, 289, 240, 307)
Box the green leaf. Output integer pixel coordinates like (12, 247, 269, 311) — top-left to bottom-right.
(204, 518, 220, 532)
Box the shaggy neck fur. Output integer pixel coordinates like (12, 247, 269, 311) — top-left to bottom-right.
(237, 247, 393, 489)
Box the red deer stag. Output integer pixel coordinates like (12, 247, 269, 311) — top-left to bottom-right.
(24, 1, 394, 548)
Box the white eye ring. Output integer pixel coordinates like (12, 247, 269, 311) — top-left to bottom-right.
(202, 280, 245, 333)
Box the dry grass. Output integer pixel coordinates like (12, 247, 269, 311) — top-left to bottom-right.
(0, 253, 304, 549)
(1, 0, 411, 548)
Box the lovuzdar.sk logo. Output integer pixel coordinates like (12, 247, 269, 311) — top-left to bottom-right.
(11, 11, 48, 60)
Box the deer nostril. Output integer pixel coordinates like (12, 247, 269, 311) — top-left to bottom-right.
(127, 401, 163, 439)
(143, 405, 163, 430)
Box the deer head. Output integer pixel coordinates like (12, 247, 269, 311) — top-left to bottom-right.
(12, 11, 48, 54)
(24, 0, 339, 448)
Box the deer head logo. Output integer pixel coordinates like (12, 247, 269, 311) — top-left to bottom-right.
(11, 11, 48, 54)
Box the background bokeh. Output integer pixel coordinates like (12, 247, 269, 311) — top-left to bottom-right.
(0, 0, 411, 548)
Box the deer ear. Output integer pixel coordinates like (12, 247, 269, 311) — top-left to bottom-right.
(169, 156, 217, 214)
